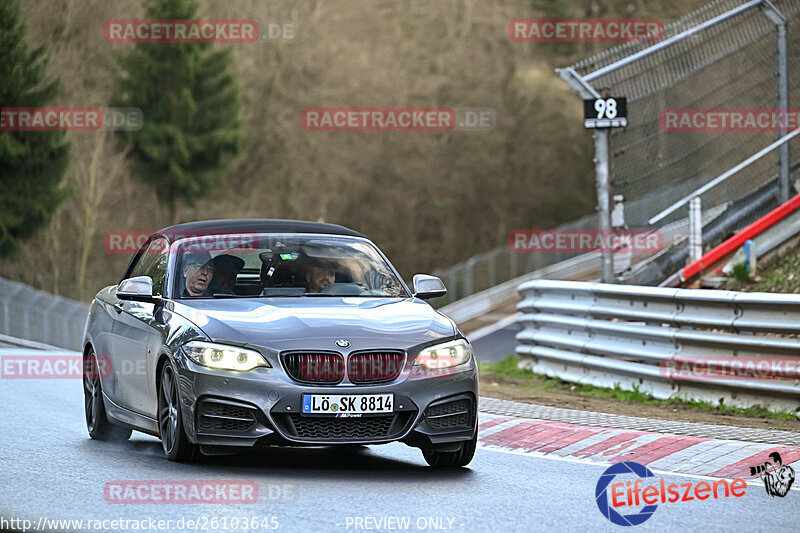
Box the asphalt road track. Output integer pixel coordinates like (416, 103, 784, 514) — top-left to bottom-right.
(470, 323, 519, 363)
(1, 347, 798, 532)
(467, 315, 521, 364)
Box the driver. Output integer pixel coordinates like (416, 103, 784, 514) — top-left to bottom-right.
(182, 252, 215, 297)
(304, 260, 336, 293)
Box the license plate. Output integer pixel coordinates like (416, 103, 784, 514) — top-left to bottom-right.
(302, 394, 393, 416)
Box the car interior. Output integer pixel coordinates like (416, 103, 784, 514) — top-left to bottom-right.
(174, 235, 406, 298)
(190, 249, 365, 297)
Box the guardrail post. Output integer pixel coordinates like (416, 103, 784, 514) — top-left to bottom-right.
(745, 239, 757, 275)
(688, 197, 703, 262)
(612, 194, 626, 229)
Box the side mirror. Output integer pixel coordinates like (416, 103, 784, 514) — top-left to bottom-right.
(412, 274, 447, 300)
(117, 276, 160, 303)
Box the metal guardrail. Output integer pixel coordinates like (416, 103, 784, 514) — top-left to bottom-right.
(516, 280, 800, 412)
(439, 252, 603, 326)
(0, 277, 88, 351)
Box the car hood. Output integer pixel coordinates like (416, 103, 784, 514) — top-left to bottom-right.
(170, 297, 456, 352)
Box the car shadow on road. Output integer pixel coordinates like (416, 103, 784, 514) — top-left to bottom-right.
(121, 437, 475, 482)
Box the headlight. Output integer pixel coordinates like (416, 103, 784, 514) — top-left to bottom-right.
(414, 338, 472, 369)
(182, 341, 269, 372)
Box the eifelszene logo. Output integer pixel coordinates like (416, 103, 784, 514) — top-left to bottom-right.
(749, 452, 795, 498)
(595, 461, 747, 526)
(596, 462, 659, 526)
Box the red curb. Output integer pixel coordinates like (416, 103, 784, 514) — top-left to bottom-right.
(481, 421, 557, 448)
(608, 435, 710, 464)
(478, 411, 800, 479)
(482, 420, 602, 453)
(478, 416, 516, 432)
(538, 427, 604, 454)
(572, 431, 648, 458)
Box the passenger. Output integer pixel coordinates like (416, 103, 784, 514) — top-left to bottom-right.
(209, 254, 245, 295)
(304, 260, 336, 293)
(181, 252, 215, 297)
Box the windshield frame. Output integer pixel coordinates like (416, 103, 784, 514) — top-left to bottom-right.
(166, 232, 412, 300)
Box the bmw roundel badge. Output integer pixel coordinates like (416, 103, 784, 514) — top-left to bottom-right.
(335, 339, 350, 348)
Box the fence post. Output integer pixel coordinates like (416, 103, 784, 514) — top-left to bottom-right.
(688, 197, 703, 263)
(509, 250, 519, 279)
(488, 250, 497, 287)
(555, 68, 614, 282)
(465, 257, 477, 297)
(595, 129, 614, 282)
(745, 239, 757, 275)
(777, 21, 790, 202)
(762, 1, 790, 201)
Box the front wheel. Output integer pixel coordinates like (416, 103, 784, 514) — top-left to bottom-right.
(83, 349, 131, 442)
(158, 362, 198, 462)
(422, 433, 477, 468)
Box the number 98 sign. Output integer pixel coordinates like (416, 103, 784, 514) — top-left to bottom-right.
(584, 97, 627, 128)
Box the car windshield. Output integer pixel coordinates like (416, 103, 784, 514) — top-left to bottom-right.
(171, 233, 407, 299)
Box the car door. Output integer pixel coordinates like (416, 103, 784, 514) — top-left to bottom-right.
(110, 237, 169, 415)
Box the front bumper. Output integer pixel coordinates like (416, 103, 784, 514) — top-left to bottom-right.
(175, 356, 478, 449)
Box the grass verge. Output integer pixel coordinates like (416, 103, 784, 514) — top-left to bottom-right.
(724, 248, 800, 293)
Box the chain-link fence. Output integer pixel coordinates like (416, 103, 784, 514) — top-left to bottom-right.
(434, 0, 800, 302)
(563, 0, 800, 276)
(0, 276, 88, 351)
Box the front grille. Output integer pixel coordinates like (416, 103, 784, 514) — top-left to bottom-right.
(290, 414, 395, 440)
(273, 411, 415, 442)
(282, 352, 345, 384)
(426, 398, 473, 430)
(347, 352, 405, 384)
(198, 401, 256, 432)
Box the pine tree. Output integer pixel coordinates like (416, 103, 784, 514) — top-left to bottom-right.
(112, 0, 245, 222)
(0, 0, 70, 257)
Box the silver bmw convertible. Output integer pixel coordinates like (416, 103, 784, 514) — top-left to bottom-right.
(82, 219, 478, 467)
